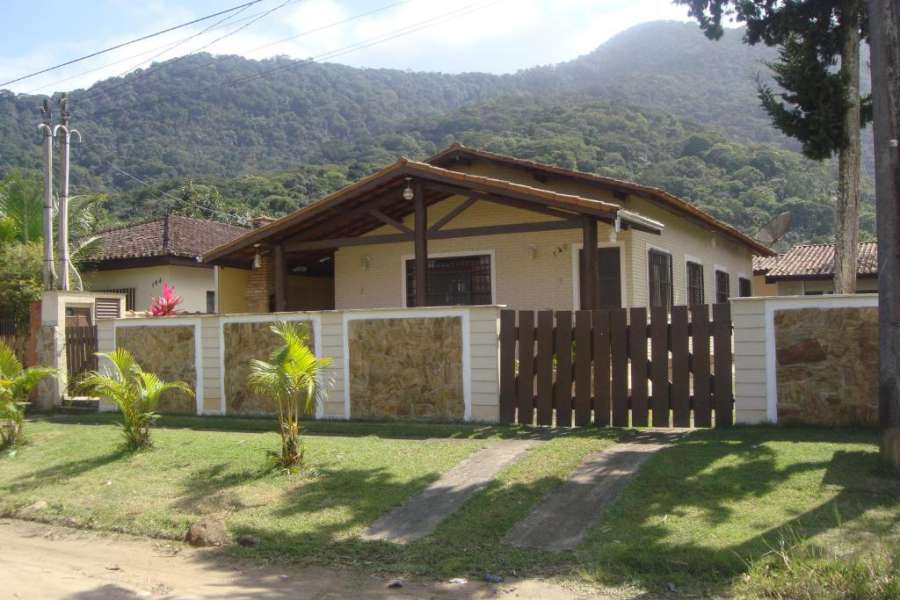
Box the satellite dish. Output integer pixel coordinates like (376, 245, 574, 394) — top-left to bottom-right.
(755, 211, 792, 246)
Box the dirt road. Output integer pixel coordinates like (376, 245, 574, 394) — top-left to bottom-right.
(0, 519, 625, 599)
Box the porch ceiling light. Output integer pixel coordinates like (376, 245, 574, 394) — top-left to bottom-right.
(402, 177, 414, 201)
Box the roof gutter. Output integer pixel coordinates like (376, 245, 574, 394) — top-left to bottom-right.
(618, 208, 663, 234)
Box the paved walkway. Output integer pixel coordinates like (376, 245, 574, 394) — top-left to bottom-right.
(362, 439, 539, 544)
(503, 432, 682, 551)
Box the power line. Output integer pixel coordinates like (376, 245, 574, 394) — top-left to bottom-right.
(0, 0, 266, 88)
(72, 0, 501, 125)
(74, 0, 298, 107)
(24, 2, 262, 96)
(104, 162, 249, 225)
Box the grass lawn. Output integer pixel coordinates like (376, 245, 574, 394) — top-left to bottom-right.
(1, 415, 898, 597)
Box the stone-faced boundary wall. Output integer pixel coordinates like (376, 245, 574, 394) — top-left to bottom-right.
(96, 306, 501, 422)
(732, 294, 878, 426)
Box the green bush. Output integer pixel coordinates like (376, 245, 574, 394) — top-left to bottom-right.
(81, 349, 192, 450)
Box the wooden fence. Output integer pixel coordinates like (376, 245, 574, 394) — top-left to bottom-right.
(65, 326, 97, 393)
(0, 318, 30, 365)
(499, 304, 733, 428)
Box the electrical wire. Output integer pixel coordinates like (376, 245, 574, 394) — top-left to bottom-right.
(0, 0, 266, 88)
(104, 161, 249, 225)
(73, 0, 502, 125)
(73, 0, 299, 107)
(22, 2, 262, 96)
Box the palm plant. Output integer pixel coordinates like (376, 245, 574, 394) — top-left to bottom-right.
(248, 322, 332, 468)
(81, 349, 192, 451)
(0, 341, 54, 449)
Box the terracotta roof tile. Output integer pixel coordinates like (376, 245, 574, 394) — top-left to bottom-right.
(752, 255, 781, 274)
(88, 215, 248, 263)
(765, 241, 878, 280)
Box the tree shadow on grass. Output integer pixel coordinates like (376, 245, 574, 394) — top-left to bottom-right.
(36, 412, 551, 441)
(1, 448, 130, 495)
(576, 427, 900, 594)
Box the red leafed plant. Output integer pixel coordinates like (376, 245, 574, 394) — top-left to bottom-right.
(148, 282, 182, 316)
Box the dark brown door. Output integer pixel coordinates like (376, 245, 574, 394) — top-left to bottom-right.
(580, 247, 622, 308)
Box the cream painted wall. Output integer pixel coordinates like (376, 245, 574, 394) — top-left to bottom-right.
(335, 197, 620, 310)
(334, 190, 755, 310)
(218, 267, 250, 314)
(626, 196, 753, 307)
(753, 274, 779, 297)
(84, 264, 216, 313)
(774, 277, 878, 296)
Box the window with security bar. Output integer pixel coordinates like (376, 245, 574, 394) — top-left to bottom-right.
(405, 254, 492, 306)
(686, 261, 704, 306)
(716, 270, 731, 303)
(648, 249, 673, 309)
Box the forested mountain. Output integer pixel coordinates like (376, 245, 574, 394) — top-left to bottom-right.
(0, 21, 875, 246)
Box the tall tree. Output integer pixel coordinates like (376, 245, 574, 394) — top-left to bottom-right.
(868, 0, 900, 469)
(676, 0, 871, 293)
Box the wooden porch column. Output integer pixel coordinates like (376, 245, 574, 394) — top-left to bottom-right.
(414, 182, 428, 307)
(581, 215, 599, 310)
(273, 243, 287, 312)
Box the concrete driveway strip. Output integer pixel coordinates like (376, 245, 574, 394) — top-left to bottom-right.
(503, 431, 682, 551)
(362, 439, 539, 544)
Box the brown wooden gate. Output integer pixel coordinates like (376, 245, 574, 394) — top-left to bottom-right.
(65, 326, 98, 394)
(499, 304, 733, 428)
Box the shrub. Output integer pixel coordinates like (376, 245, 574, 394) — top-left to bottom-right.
(0, 341, 54, 449)
(148, 282, 182, 316)
(248, 322, 331, 468)
(81, 349, 193, 450)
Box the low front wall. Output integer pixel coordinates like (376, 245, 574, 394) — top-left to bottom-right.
(732, 294, 879, 426)
(96, 306, 501, 422)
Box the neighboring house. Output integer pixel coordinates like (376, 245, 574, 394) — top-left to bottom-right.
(205, 144, 773, 312)
(81, 214, 249, 314)
(753, 241, 878, 296)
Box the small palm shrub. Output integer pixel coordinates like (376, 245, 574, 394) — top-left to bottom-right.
(81, 349, 193, 450)
(0, 341, 54, 449)
(248, 322, 331, 468)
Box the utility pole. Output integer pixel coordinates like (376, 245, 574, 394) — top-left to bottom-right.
(55, 95, 79, 291)
(868, 0, 900, 468)
(38, 99, 55, 291)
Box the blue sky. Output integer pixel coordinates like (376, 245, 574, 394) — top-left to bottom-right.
(1, 0, 692, 94)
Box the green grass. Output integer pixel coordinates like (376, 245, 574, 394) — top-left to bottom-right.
(1, 416, 897, 597)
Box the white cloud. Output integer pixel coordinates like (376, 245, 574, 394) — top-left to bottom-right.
(2, 0, 695, 94)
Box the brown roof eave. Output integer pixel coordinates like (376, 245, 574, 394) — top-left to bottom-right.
(205, 159, 649, 263)
(429, 145, 775, 256)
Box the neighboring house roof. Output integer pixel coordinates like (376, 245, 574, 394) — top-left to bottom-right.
(204, 157, 664, 265)
(752, 255, 781, 275)
(428, 144, 776, 256)
(85, 214, 248, 268)
(764, 241, 878, 281)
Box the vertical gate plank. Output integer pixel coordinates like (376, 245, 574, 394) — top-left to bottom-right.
(713, 303, 734, 427)
(499, 310, 516, 424)
(536, 310, 555, 426)
(516, 311, 536, 425)
(574, 310, 592, 426)
(554, 311, 574, 427)
(592, 309, 611, 426)
(629, 307, 649, 427)
(650, 306, 670, 427)
(610, 308, 629, 427)
(670, 306, 691, 427)
(691, 304, 712, 427)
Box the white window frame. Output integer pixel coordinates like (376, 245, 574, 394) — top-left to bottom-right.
(684, 254, 705, 306)
(737, 272, 752, 297)
(570, 241, 626, 309)
(646, 243, 674, 309)
(714, 265, 731, 303)
(400, 249, 497, 308)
